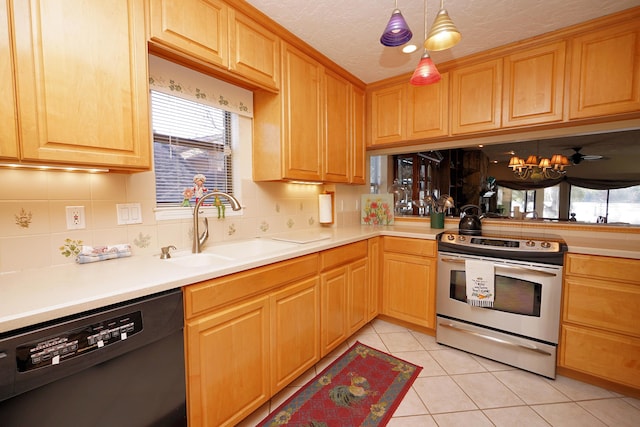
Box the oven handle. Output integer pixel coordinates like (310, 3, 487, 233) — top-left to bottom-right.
(438, 322, 552, 356)
(440, 257, 557, 277)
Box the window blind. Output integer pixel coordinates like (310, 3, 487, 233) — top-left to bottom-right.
(151, 90, 233, 205)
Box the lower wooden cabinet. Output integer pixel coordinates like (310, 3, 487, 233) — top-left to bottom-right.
(320, 240, 369, 356)
(559, 253, 640, 390)
(185, 295, 270, 427)
(183, 254, 319, 427)
(271, 277, 320, 393)
(381, 237, 437, 329)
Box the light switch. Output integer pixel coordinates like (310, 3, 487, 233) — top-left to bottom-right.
(116, 203, 142, 225)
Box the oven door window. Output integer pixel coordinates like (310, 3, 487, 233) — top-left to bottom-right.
(450, 271, 542, 316)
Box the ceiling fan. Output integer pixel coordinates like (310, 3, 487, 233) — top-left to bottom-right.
(569, 147, 604, 165)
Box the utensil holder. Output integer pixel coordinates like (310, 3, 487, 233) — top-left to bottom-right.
(430, 212, 445, 229)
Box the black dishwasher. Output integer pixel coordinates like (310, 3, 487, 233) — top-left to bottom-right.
(0, 288, 186, 427)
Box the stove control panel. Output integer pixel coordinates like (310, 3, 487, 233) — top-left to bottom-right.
(440, 233, 561, 253)
(15, 311, 143, 372)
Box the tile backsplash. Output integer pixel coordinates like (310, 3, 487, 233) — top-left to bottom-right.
(0, 168, 363, 273)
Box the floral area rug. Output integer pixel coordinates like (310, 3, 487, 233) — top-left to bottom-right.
(258, 341, 422, 427)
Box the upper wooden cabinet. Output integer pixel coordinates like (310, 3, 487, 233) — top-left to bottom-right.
(253, 42, 365, 183)
(0, 0, 18, 160)
(368, 74, 449, 147)
(569, 20, 640, 119)
(148, 0, 281, 91)
(451, 59, 503, 135)
(11, 0, 150, 170)
(323, 70, 366, 184)
(503, 41, 566, 127)
(351, 85, 367, 184)
(407, 73, 449, 140)
(280, 43, 324, 181)
(228, 8, 280, 90)
(149, 0, 229, 68)
(369, 83, 406, 146)
(324, 68, 351, 183)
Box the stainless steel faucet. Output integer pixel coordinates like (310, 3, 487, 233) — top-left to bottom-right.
(192, 191, 242, 253)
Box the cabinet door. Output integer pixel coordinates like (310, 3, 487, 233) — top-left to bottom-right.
(0, 0, 18, 160)
(323, 69, 351, 183)
(348, 258, 369, 334)
(382, 252, 436, 328)
(321, 266, 348, 356)
(367, 238, 381, 322)
(12, 0, 150, 169)
(271, 277, 320, 394)
(503, 41, 566, 127)
(351, 85, 366, 184)
(560, 324, 640, 389)
(229, 9, 280, 90)
(407, 72, 449, 139)
(569, 20, 640, 119)
(185, 296, 270, 427)
(282, 43, 323, 181)
(149, 0, 228, 68)
(369, 83, 406, 146)
(451, 59, 503, 134)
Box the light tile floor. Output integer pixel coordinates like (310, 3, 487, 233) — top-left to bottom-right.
(238, 319, 640, 427)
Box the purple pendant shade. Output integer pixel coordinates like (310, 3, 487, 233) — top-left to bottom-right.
(410, 51, 442, 85)
(380, 9, 413, 47)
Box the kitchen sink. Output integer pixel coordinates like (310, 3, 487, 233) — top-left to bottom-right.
(167, 252, 234, 268)
(204, 238, 300, 260)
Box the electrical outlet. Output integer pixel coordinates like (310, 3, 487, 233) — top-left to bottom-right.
(66, 206, 86, 230)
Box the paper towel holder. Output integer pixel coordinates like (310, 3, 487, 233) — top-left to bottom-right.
(319, 191, 334, 224)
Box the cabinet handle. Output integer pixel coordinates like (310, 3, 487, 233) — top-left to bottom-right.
(440, 258, 557, 277)
(439, 322, 552, 356)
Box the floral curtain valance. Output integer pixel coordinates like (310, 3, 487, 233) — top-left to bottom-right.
(148, 55, 253, 118)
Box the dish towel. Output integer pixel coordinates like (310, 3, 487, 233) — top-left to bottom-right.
(76, 244, 132, 264)
(465, 260, 495, 307)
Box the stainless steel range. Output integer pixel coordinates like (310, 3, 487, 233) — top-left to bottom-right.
(436, 230, 567, 378)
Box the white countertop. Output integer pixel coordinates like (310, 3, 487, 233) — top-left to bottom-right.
(1, 224, 637, 334)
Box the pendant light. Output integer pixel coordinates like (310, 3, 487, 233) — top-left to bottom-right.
(380, 0, 413, 47)
(424, 0, 462, 51)
(410, 0, 441, 85)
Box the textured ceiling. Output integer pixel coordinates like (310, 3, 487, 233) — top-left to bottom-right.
(245, 0, 640, 83)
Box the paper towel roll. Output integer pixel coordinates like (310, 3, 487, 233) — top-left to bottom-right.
(319, 193, 333, 224)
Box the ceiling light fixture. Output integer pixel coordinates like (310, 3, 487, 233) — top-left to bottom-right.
(410, 0, 441, 86)
(380, 0, 413, 47)
(424, 0, 462, 51)
(508, 153, 570, 180)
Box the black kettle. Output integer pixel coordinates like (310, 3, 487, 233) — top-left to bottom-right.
(459, 205, 484, 235)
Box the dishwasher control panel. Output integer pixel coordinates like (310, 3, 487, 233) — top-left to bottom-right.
(15, 311, 143, 372)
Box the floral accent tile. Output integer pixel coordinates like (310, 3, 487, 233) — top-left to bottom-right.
(308, 217, 315, 226)
(275, 203, 281, 213)
(228, 223, 236, 235)
(361, 194, 394, 225)
(60, 238, 83, 258)
(287, 218, 295, 228)
(15, 208, 33, 228)
(260, 221, 270, 232)
(133, 232, 151, 248)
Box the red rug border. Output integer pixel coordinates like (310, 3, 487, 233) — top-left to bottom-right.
(258, 340, 423, 426)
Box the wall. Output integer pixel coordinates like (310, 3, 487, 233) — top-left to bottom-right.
(0, 115, 367, 273)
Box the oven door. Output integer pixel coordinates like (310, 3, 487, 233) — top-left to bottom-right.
(436, 252, 563, 344)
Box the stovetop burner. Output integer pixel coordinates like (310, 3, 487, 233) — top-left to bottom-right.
(438, 229, 567, 265)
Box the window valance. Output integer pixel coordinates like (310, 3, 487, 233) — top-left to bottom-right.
(148, 55, 253, 118)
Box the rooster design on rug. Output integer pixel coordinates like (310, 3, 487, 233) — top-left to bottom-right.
(328, 372, 377, 407)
